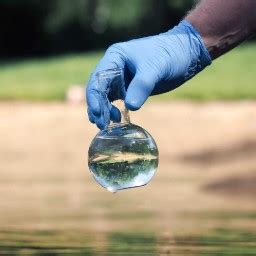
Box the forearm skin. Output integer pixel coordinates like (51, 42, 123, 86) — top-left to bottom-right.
(186, 0, 256, 59)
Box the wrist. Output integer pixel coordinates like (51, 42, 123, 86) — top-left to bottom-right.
(185, 16, 214, 55)
(180, 20, 212, 68)
(168, 20, 212, 81)
(185, 1, 256, 59)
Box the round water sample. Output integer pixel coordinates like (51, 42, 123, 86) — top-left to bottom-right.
(88, 124, 158, 192)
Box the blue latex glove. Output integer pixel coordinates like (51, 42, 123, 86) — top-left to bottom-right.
(86, 20, 212, 130)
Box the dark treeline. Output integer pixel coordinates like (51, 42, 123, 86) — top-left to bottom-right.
(0, 0, 195, 58)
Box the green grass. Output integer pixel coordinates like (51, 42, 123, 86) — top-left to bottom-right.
(0, 52, 102, 101)
(155, 43, 256, 101)
(0, 44, 255, 101)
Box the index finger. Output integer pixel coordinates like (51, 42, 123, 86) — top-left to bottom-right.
(86, 48, 126, 128)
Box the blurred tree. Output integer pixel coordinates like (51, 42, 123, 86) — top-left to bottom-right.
(0, 0, 50, 57)
(0, 0, 195, 58)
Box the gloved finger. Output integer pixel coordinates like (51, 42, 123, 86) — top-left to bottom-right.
(87, 90, 111, 129)
(125, 71, 158, 111)
(87, 108, 95, 124)
(86, 91, 101, 117)
(95, 47, 126, 76)
(93, 96, 110, 130)
(86, 47, 126, 129)
(95, 114, 107, 130)
(86, 48, 126, 95)
(110, 104, 121, 123)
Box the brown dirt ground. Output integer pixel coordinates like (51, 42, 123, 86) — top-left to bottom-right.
(0, 102, 256, 234)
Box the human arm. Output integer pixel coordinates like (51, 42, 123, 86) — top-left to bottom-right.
(186, 0, 256, 59)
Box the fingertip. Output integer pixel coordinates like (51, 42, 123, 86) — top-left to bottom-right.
(87, 109, 95, 124)
(124, 99, 141, 111)
(96, 121, 105, 130)
(95, 117, 108, 130)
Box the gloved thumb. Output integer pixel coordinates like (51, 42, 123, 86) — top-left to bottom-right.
(125, 71, 157, 111)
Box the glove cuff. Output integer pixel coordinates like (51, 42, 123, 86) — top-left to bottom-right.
(173, 20, 212, 80)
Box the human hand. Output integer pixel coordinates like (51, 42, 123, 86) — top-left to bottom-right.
(86, 20, 211, 129)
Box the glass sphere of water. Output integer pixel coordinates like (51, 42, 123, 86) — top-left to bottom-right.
(88, 68, 158, 192)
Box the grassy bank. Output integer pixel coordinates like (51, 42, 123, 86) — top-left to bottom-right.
(0, 52, 101, 101)
(0, 44, 255, 101)
(158, 43, 256, 101)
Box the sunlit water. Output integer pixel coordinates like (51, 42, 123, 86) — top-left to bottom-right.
(2, 224, 256, 255)
(2, 180, 256, 255)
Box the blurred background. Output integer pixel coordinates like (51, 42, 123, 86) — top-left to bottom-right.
(1, 0, 256, 255)
(1, 0, 194, 58)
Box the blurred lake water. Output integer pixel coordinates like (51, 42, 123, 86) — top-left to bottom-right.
(1, 102, 256, 255)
